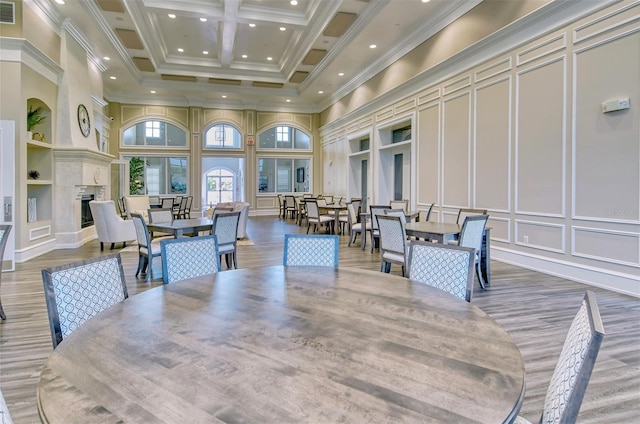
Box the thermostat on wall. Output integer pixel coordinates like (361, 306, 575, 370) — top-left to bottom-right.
(601, 97, 630, 113)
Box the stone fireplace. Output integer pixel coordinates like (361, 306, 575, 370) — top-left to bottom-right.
(53, 147, 114, 247)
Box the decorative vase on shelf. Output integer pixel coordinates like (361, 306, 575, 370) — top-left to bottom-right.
(28, 198, 37, 223)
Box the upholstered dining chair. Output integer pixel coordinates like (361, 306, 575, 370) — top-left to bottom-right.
(305, 199, 335, 234)
(407, 241, 475, 302)
(131, 212, 166, 281)
(295, 197, 307, 226)
(284, 195, 297, 220)
(376, 214, 408, 276)
(456, 208, 487, 224)
(147, 208, 174, 239)
(0, 225, 12, 320)
(41, 253, 128, 348)
(454, 214, 489, 289)
(160, 235, 220, 284)
(160, 197, 174, 209)
(212, 211, 241, 269)
(368, 205, 388, 253)
(277, 194, 285, 219)
(283, 234, 339, 267)
(514, 291, 605, 424)
(389, 199, 408, 211)
(0, 385, 14, 424)
(346, 203, 369, 247)
(420, 203, 434, 222)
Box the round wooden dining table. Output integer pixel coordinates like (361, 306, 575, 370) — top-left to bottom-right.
(37, 266, 525, 423)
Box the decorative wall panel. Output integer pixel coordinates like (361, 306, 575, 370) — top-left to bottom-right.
(417, 105, 439, 206)
(442, 92, 471, 208)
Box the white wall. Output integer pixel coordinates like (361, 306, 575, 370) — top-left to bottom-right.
(320, 1, 640, 296)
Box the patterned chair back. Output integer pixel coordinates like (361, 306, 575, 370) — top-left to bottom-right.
(131, 213, 152, 249)
(369, 205, 389, 231)
(161, 235, 220, 284)
(538, 291, 604, 423)
(384, 209, 407, 234)
(148, 208, 174, 223)
(458, 215, 489, 256)
(347, 203, 358, 225)
(407, 242, 475, 302)
(41, 253, 128, 348)
(161, 197, 174, 209)
(283, 234, 339, 267)
(213, 211, 241, 246)
(316, 198, 328, 207)
(376, 215, 407, 256)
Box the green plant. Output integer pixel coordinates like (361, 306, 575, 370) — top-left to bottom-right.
(27, 106, 46, 131)
(28, 170, 40, 180)
(129, 157, 145, 195)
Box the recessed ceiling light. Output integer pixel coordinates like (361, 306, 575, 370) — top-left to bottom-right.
(338, 72, 344, 76)
(318, 90, 324, 94)
(267, 57, 273, 61)
(109, 76, 117, 80)
(290, 1, 298, 5)
(249, 23, 256, 27)
(178, 48, 184, 52)
(422, 0, 431, 3)
(55, 0, 65, 5)
(203, 51, 209, 55)
(150, 90, 156, 94)
(222, 95, 227, 98)
(168, 14, 176, 19)
(369, 44, 377, 49)
(200, 18, 207, 22)
(242, 54, 248, 58)
(280, 27, 286, 31)
(286, 99, 291, 102)
(103, 56, 110, 61)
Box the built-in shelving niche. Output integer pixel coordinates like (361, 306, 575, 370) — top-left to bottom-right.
(26, 98, 53, 227)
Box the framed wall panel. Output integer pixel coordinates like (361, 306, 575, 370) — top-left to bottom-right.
(417, 104, 440, 206)
(572, 226, 640, 267)
(442, 91, 471, 208)
(515, 220, 565, 253)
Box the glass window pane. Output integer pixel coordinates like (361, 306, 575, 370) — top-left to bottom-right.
(294, 128, 310, 149)
(258, 158, 275, 193)
(124, 155, 187, 195)
(122, 121, 186, 147)
(258, 126, 310, 150)
(205, 124, 242, 148)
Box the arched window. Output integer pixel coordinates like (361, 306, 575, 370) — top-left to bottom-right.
(258, 125, 310, 150)
(204, 123, 242, 149)
(206, 168, 235, 205)
(122, 120, 187, 147)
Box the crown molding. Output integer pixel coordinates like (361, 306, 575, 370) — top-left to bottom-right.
(0, 38, 63, 84)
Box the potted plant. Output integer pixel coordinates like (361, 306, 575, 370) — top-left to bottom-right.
(27, 105, 46, 140)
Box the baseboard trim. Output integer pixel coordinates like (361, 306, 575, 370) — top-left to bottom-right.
(492, 247, 640, 298)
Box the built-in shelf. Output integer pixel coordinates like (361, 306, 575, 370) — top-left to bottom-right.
(349, 149, 371, 158)
(379, 139, 412, 151)
(27, 139, 53, 149)
(27, 179, 53, 185)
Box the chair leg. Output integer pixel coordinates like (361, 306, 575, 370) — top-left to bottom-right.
(146, 257, 153, 281)
(110, 243, 115, 250)
(0, 300, 6, 320)
(100, 242, 104, 251)
(232, 252, 238, 269)
(476, 262, 486, 289)
(135, 255, 144, 277)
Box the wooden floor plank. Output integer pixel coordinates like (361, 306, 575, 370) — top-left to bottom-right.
(1, 216, 638, 423)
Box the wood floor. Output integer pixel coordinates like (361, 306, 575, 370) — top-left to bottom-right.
(1, 216, 638, 423)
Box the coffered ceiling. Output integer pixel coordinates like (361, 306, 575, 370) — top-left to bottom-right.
(45, 0, 481, 111)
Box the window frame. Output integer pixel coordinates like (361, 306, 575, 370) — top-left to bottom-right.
(256, 125, 312, 151)
(256, 156, 312, 195)
(204, 122, 244, 150)
(121, 119, 189, 149)
(121, 154, 189, 196)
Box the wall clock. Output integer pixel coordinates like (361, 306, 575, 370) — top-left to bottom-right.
(77, 104, 91, 137)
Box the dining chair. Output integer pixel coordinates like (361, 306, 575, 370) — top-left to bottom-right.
(0, 225, 12, 320)
(131, 212, 165, 281)
(389, 199, 408, 212)
(183, 196, 193, 218)
(305, 199, 335, 234)
(147, 208, 174, 239)
(277, 194, 285, 219)
(176, 196, 189, 219)
(283, 234, 339, 267)
(161, 197, 174, 209)
(295, 197, 307, 226)
(323, 195, 334, 204)
(116, 197, 127, 219)
(454, 214, 489, 288)
(420, 203, 434, 222)
(514, 291, 605, 424)
(368, 205, 388, 253)
(376, 214, 408, 276)
(346, 202, 370, 246)
(407, 241, 475, 302)
(0, 385, 14, 424)
(41, 253, 128, 348)
(160, 235, 220, 284)
(212, 211, 241, 269)
(172, 196, 183, 218)
(284, 195, 297, 220)
(456, 208, 487, 224)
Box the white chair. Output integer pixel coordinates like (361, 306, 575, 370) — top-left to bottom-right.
(346, 203, 370, 247)
(0, 386, 14, 424)
(0, 225, 11, 320)
(376, 214, 408, 276)
(305, 200, 334, 234)
(123, 195, 151, 220)
(407, 241, 475, 302)
(131, 212, 166, 281)
(41, 253, 128, 348)
(215, 201, 251, 239)
(515, 291, 605, 424)
(147, 208, 174, 238)
(454, 215, 489, 289)
(284, 195, 297, 220)
(213, 211, 241, 269)
(89, 200, 136, 251)
(160, 235, 220, 284)
(283, 234, 339, 267)
(456, 208, 487, 224)
(389, 199, 408, 211)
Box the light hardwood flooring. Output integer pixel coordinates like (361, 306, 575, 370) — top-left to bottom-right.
(1, 216, 639, 423)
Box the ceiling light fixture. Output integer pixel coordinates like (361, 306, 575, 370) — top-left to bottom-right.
(267, 57, 273, 61)
(286, 99, 291, 102)
(290, 1, 298, 5)
(109, 76, 117, 80)
(103, 56, 110, 61)
(203, 51, 209, 55)
(318, 90, 324, 94)
(200, 18, 207, 22)
(338, 72, 344, 76)
(222, 95, 227, 98)
(280, 27, 286, 31)
(422, 0, 431, 3)
(178, 48, 184, 52)
(242, 54, 248, 58)
(55, 0, 65, 4)
(150, 90, 156, 94)
(249, 23, 256, 27)
(369, 44, 377, 49)
(168, 14, 176, 19)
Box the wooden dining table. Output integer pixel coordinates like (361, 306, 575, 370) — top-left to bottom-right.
(405, 221, 492, 285)
(37, 266, 524, 423)
(146, 217, 213, 238)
